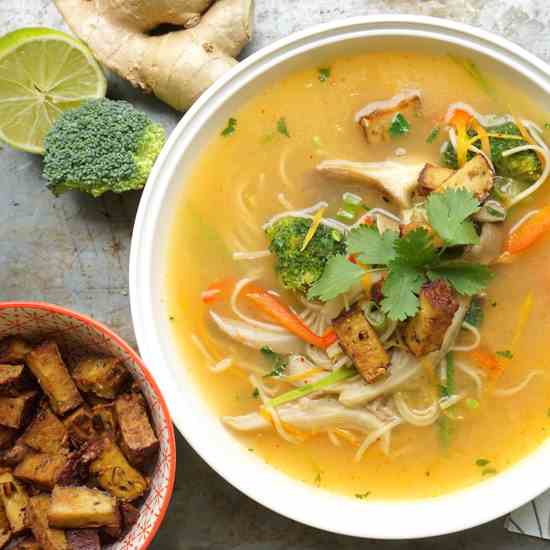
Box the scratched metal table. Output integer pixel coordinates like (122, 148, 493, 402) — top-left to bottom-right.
(2, 1, 550, 548)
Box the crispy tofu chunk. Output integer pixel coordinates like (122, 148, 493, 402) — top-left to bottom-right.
(91, 404, 117, 436)
(404, 280, 459, 357)
(0, 472, 29, 534)
(0, 338, 32, 365)
(439, 154, 494, 201)
(332, 303, 390, 383)
(0, 392, 37, 429)
(0, 366, 29, 397)
(66, 529, 100, 550)
(27, 495, 69, 550)
(417, 163, 455, 195)
(48, 486, 119, 529)
(14, 453, 68, 490)
(26, 342, 82, 416)
(0, 442, 30, 467)
(90, 438, 148, 502)
(0, 501, 11, 549)
(72, 357, 129, 400)
(22, 404, 68, 454)
(357, 90, 422, 144)
(63, 407, 94, 446)
(115, 393, 158, 467)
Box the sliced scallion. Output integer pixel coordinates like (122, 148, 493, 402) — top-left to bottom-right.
(343, 192, 362, 206)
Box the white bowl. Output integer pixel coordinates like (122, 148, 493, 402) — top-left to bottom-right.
(130, 16, 550, 539)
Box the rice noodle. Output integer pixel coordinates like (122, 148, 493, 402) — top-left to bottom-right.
(327, 430, 341, 447)
(493, 370, 543, 397)
(209, 357, 233, 373)
(332, 355, 351, 371)
(509, 209, 540, 235)
(354, 419, 402, 462)
(393, 392, 439, 427)
(250, 374, 300, 444)
(233, 250, 271, 261)
(231, 277, 287, 333)
(503, 144, 550, 206)
(277, 192, 293, 210)
(455, 361, 485, 396)
(326, 342, 343, 359)
(279, 147, 293, 190)
(451, 322, 481, 352)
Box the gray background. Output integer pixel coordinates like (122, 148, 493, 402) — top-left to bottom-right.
(1, 1, 549, 548)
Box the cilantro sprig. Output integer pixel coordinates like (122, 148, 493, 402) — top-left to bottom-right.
(308, 189, 493, 321)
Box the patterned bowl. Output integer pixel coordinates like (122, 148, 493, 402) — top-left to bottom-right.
(0, 302, 176, 550)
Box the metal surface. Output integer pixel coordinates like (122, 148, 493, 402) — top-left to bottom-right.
(2, 1, 550, 548)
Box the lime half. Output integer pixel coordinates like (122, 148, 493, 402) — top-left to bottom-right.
(0, 27, 107, 154)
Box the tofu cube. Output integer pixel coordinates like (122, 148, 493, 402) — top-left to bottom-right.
(72, 357, 129, 400)
(14, 453, 68, 490)
(0, 392, 37, 429)
(27, 495, 68, 550)
(0, 472, 29, 534)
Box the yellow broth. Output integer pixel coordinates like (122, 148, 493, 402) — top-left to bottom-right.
(166, 51, 550, 499)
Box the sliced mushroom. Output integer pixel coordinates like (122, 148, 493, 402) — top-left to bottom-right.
(317, 160, 425, 208)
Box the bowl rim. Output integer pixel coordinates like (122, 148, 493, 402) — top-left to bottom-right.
(0, 301, 177, 549)
(130, 14, 550, 539)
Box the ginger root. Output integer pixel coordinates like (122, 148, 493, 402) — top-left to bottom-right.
(53, 0, 254, 111)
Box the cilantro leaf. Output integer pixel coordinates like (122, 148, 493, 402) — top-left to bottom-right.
(427, 188, 481, 246)
(307, 255, 365, 301)
(394, 228, 437, 268)
(277, 117, 290, 137)
(381, 263, 425, 321)
(389, 113, 410, 138)
(261, 346, 288, 377)
(346, 226, 398, 265)
(496, 350, 513, 359)
(428, 262, 494, 296)
(426, 126, 440, 143)
(221, 117, 237, 136)
(318, 67, 331, 82)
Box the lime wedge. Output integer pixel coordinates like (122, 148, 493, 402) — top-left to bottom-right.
(0, 27, 107, 154)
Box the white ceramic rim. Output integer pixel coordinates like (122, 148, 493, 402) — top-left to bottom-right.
(130, 15, 550, 539)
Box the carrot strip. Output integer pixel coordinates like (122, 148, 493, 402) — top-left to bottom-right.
(245, 284, 337, 349)
(467, 349, 503, 377)
(504, 206, 550, 255)
(512, 291, 533, 349)
(449, 109, 472, 167)
(471, 119, 491, 158)
(201, 276, 236, 304)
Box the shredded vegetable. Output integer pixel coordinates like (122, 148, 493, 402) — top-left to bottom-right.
(504, 206, 550, 255)
(301, 207, 326, 251)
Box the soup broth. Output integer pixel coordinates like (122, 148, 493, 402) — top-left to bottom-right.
(166, 51, 550, 499)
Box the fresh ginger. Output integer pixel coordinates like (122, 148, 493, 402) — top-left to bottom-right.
(54, 0, 254, 111)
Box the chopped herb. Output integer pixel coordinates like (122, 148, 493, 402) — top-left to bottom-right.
(544, 122, 550, 130)
(261, 132, 275, 144)
(464, 297, 484, 327)
(476, 458, 490, 467)
(496, 350, 513, 359)
(248, 448, 255, 452)
(482, 468, 497, 476)
(307, 255, 365, 302)
(343, 192, 362, 206)
(347, 225, 398, 266)
(277, 117, 290, 138)
(221, 117, 237, 136)
(318, 67, 331, 82)
(336, 208, 356, 222)
(355, 491, 371, 499)
(331, 229, 343, 242)
(312, 135, 322, 148)
(261, 346, 288, 377)
(252, 388, 259, 399)
(491, 300, 497, 307)
(389, 113, 410, 138)
(168, 316, 175, 321)
(466, 398, 480, 409)
(547, 408, 550, 418)
(426, 126, 441, 143)
(314, 472, 322, 486)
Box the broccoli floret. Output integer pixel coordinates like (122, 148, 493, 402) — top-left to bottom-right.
(43, 99, 166, 197)
(266, 217, 346, 294)
(441, 121, 542, 184)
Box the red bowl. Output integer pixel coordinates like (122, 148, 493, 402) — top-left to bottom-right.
(0, 302, 176, 550)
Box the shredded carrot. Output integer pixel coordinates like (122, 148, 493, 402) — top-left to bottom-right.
(512, 291, 533, 349)
(284, 367, 326, 383)
(504, 206, 550, 255)
(468, 349, 504, 377)
(334, 428, 360, 447)
(201, 276, 236, 304)
(301, 207, 325, 251)
(449, 109, 472, 167)
(470, 119, 491, 158)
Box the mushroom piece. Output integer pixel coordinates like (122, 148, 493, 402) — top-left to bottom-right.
(464, 222, 506, 265)
(317, 160, 425, 208)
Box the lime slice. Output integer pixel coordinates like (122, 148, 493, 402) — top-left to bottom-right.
(0, 27, 107, 154)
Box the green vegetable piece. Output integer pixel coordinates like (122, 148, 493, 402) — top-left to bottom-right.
(43, 99, 166, 197)
(336, 208, 356, 222)
(464, 297, 484, 327)
(318, 67, 331, 82)
(482, 468, 497, 476)
(427, 188, 481, 246)
(544, 123, 550, 130)
(346, 226, 398, 266)
(268, 365, 357, 408)
(496, 350, 513, 359)
(445, 353, 455, 397)
(266, 217, 346, 294)
(380, 262, 425, 321)
(394, 228, 437, 268)
(426, 126, 441, 143)
(343, 192, 362, 206)
(389, 112, 410, 138)
(277, 117, 290, 137)
(307, 255, 365, 302)
(437, 415, 453, 450)
(466, 398, 479, 409)
(448, 55, 496, 98)
(261, 346, 288, 377)
(476, 458, 490, 467)
(428, 262, 494, 296)
(355, 492, 371, 500)
(221, 117, 237, 136)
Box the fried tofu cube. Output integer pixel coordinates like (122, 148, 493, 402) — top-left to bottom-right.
(66, 529, 100, 550)
(0, 338, 32, 365)
(115, 393, 158, 467)
(0, 392, 37, 429)
(21, 405, 68, 454)
(417, 163, 455, 194)
(63, 407, 94, 446)
(26, 342, 82, 416)
(0, 472, 29, 534)
(357, 90, 421, 144)
(27, 495, 69, 550)
(439, 154, 494, 201)
(0, 501, 11, 549)
(14, 453, 68, 490)
(91, 404, 117, 436)
(90, 438, 148, 502)
(72, 357, 129, 400)
(332, 303, 390, 383)
(0, 442, 30, 467)
(0, 366, 29, 397)
(404, 279, 459, 357)
(48, 486, 119, 529)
